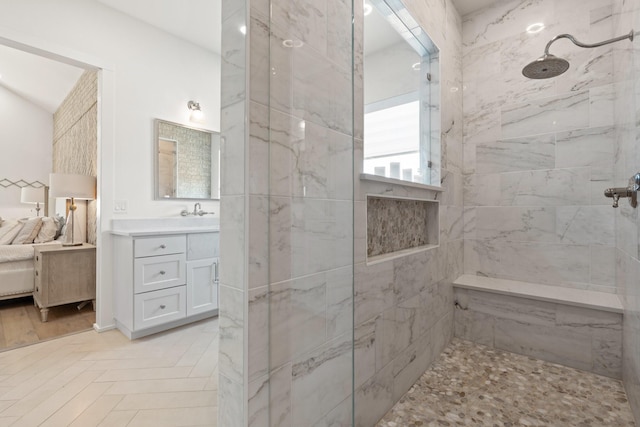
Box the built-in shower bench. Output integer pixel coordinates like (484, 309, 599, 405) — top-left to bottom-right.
(452, 274, 623, 379)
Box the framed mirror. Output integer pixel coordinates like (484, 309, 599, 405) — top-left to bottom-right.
(154, 119, 220, 200)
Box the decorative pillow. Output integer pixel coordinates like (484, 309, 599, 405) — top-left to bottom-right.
(54, 214, 65, 239)
(0, 221, 22, 245)
(12, 217, 43, 245)
(34, 217, 58, 243)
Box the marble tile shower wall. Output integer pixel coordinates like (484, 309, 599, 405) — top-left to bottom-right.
(462, 0, 618, 293)
(247, 0, 356, 426)
(612, 0, 640, 423)
(353, 0, 464, 426)
(220, 0, 358, 424)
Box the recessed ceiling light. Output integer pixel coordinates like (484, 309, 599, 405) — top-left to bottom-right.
(283, 39, 304, 48)
(364, 2, 372, 16)
(526, 23, 545, 34)
(239, 25, 247, 35)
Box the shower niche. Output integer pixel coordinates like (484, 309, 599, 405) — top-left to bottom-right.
(366, 195, 439, 262)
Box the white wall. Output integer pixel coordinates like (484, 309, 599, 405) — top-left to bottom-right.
(0, 0, 221, 217)
(0, 85, 53, 219)
(0, 0, 222, 329)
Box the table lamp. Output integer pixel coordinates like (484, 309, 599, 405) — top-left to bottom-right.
(49, 173, 96, 246)
(20, 186, 47, 216)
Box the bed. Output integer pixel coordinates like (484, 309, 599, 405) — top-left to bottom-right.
(0, 216, 65, 300)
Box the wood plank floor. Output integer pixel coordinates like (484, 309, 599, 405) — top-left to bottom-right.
(0, 297, 95, 351)
(0, 317, 218, 426)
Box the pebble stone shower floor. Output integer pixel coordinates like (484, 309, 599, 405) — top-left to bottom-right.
(377, 339, 635, 427)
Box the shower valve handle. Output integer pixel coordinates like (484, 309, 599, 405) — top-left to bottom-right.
(604, 172, 640, 208)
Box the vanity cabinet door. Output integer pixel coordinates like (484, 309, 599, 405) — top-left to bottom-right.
(186, 257, 218, 315)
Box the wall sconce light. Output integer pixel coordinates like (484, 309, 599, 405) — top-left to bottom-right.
(188, 100, 204, 122)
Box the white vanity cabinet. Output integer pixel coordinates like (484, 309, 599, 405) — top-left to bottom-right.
(113, 229, 219, 339)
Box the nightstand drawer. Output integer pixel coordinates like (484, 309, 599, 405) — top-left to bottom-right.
(134, 253, 186, 293)
(134, 235, 186, 258)
(134, 286, 186, 330)
(34, 269, 42, 298)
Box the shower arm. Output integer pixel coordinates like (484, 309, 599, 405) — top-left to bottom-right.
(544, 30, 635, 55)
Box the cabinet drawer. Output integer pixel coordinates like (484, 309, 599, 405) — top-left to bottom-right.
(134, 235, 186, 258)
(134, 286, 186, 330)
(134, 253, 186, 294)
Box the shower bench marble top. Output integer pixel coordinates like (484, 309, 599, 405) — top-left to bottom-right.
(453, 274, 622, 314)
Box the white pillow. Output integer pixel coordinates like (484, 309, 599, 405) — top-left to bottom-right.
(34, 217, 58, 243)
(12, 217, 43, 245)
(0, 221, 22, 245)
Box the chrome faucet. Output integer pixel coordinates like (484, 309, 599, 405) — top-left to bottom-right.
(180, 202, 214, 217)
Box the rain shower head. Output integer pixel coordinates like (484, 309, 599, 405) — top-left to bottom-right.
(522, 30, 635, 79)
(522, 54, 570, 79)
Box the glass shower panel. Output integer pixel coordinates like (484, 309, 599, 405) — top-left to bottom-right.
(268, 0, 355, 425)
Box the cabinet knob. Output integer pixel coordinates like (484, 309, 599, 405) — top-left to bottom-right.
(35, 271, 38, 276)
(160, 244, 167, 249)
(36, 287, 39, 292)
(159, 271, 166, 275)
(36, 256, 39, 261)
(160, 304, 166, 309)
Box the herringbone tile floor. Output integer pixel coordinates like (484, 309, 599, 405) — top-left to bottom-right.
(0, 318, 218, 426)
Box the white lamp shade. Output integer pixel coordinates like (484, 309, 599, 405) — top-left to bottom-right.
(20, 187, 45, 204)
(49, 173, 96, 200)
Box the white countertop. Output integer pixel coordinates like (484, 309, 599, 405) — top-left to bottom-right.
(110, 217, 219, 237)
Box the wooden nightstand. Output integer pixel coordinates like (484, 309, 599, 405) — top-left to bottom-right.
(33, 243, 96, 322)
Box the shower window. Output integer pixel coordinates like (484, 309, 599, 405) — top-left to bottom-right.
(364, 94, 420, 180)
(363, 0, 439, 186)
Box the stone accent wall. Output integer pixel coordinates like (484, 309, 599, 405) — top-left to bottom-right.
(52, 70, 97, 245)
